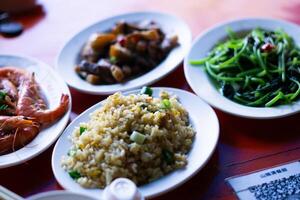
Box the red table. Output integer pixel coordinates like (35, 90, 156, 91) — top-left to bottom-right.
(1, 0, 300, 199)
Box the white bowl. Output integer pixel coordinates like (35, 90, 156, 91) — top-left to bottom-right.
(26, 191, 97, 200)
(56, 12, 192, 95)
(52, 87, 219, 198)
(0, 54, 71, 168)
(184, 18, 300, 119)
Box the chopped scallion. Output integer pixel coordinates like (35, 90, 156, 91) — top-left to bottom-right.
(161, 99, 171, 109)
(130, 131, 146, 144)
(162, 149, 174, 165)
(140, 86, 153, 96)
(79, 126, 87, 135)
(110, 56, 117, 64)
(67, 149, 77, 157)
(68, 170, 81, 180)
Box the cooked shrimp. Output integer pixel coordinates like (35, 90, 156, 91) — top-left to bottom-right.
(0, 79, 18, 101)
(0, 116, 40, 154)
(0, 66, 30, 86)
(0, 66, 69, 154)
(0, 67, 32, 116)
(16, 74, 69, 125)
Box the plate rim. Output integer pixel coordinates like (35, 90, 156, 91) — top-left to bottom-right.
(0, 54, 72, 168)
(27, 191, 97, 200)
(184, 17, 300, 119)
(51, 87, 219, 198)
(55, 11, 192, 95)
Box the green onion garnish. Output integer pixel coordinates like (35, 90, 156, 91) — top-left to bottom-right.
(130, 131, 146, 144)
(0, 104, 8, 110)
(79, 126, 87, 135)
(110, 56, 117, 64)
(67, 149, 77, 157)
(140, 86, 153, 96)
(0, 91, 6, 101)
(161, 99, 171, 109)
(162, 149, 174, 165)
(68, 170, 81, 180)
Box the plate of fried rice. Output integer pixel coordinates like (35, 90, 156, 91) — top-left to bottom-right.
(52, 87, 219, 198)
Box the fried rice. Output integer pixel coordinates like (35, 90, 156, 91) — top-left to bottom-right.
(61, 90, 195, 188)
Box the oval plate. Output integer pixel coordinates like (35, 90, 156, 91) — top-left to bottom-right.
(52, 87, 219, 198)
(184, 18, 300, 119)
(27, 191, 97, 200)
(56, 12, 192, 95)
(0, 54, 71, 168)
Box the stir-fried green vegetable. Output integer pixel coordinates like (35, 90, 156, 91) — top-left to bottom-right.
(190, 28, 300, 107)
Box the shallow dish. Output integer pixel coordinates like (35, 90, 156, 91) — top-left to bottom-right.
(52, 87, 219, 198)
(184, 18, 300, 119)
(0, 55, 71, 168)
(56, 12, 192, 95)
(27, 191, 97, 200)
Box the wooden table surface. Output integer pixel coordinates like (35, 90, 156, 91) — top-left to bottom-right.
(1, 0, 300, 199)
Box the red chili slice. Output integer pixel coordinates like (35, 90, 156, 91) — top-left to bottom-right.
(261, 43, 275, 52)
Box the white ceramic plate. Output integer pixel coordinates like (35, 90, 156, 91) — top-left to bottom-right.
(0, 55, 71, 168)
(27, 191, 97, 200)
(184, 18, 300, 119)
(56, 12, 192, 95)
(52, 87, 219, 198)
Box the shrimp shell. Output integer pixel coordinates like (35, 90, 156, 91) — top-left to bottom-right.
(0, 116, 40, 154)
(0, 66, 70, 154)
(0, 67, 30, 86)
(16, 72, 70, 125)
